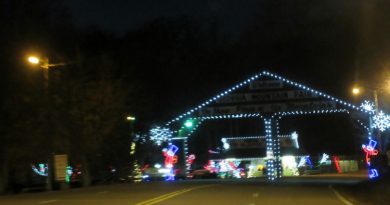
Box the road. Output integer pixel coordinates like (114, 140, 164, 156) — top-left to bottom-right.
(0, 178, 361, 205)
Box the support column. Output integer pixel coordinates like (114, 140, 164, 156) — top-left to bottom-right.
(264, 118, 282, 181)
(182, 137, 189, 174)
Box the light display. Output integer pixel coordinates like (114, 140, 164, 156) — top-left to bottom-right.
(130, 142, 136, 155)
(291, 131, 299, 149)
(281, 156, 299, 176)
(150, 126, 173, 145)
(65, 166, 73, 183)
(372, 111, 390, 132)
(297, 156, 313, 168)
(186, 154, 196, 171)
(221, 138, 230, 150)
(362, 139, 379, 166)
(264, 119, 276, 180)
(162, 144, 179, 181)
(31, 163, 48, 177)
(360, 101, 375, 113)
(319, 153, 330, 164)
(369, 169, 379, 179)
(362, 139, 380, 179)
(132, 160, 142, 183)
(333, 156, 342, 174)
(165, 71, 370, 126)
(161, 70, 376, 182)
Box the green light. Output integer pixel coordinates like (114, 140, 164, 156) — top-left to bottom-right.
(184, 119, 193, 128)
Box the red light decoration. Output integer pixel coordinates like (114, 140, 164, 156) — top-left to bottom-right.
(333, 156, 342, 173)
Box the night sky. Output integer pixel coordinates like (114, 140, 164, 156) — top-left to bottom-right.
(65, 0, 258, 36)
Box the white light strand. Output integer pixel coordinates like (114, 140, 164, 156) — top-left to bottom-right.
(166, 70, 366, 126)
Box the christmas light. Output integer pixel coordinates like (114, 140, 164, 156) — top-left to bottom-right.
(150, 126, 173, 145)
(369, 169, 379, 179)
(333, 156, 342, 173)
(166, 70, 368, 126)
(372, 111, 390, 132)
(162, 144, 179, 181)
(291, 131, 299, 149)
(360, 101, 375, 113)
(319, 153, 330, 164)
(362, 139, 379, 166)
(31, 163, 48, 177)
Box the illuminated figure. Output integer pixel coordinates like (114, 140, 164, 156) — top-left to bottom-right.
(162, 144, 179, 180)
(362, 139, 380, 179)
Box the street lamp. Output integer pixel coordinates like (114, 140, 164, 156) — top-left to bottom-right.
(126, 116, 136, 121)
(26, 55, 70, 190)
(352, 87, 361, 95)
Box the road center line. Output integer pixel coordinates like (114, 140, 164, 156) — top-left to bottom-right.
(329, 185, 354, 205)
(134, 185, 216, 205)
(38, 199, 58, 204)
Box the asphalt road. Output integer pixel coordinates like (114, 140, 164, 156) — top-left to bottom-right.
(0, 178, 362, 205)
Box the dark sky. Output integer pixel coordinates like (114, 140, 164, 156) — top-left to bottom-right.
(65, 0, 258, 36)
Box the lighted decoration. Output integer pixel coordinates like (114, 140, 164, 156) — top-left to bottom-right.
(369, 169, 379, 179)
(132, 160, 142, 183)
(362, 139, 380, 179)
(291, 131, 299, 149)
(372, 111, 390, 132)
(362, 139, 379, 166)
(221, 138, 230, 150)
(360, 101, 375, 113)
(165, 71, 368, 127)
(319, 153, 330, 164)
(150, 126, 173, 145)
(130, 142, 136, 155)
(281, 156, 299, 176)
(32, 163, 48, 177)
(333, 156, 342, 174)
(186, 154, 196, 171)
(162, 144, 179, 180)
(162, 71, 375, 182)
(297, 156, 313, 168)
(65, 166, 73, 183)
(204, 160, 218, 173)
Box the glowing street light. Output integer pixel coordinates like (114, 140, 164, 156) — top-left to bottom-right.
(28, 56, 40, 64)
(126, 116, 136, 121)
(352, 87, 360, 95)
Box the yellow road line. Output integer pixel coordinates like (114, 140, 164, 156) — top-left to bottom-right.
(134, 189, 190, 205)
(329, 185, 354, 205)
(134, 185, 216, 205)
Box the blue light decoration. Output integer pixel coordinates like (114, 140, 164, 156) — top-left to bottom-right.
(362, 139, 380, 179)
(32, 163, 48, 177)
(360, 101, 375, 114)
(372, 111, 390, 132)
(297, 156, 313, 168)
(369, 169, 379, 179)
(150, 126, 173, 145)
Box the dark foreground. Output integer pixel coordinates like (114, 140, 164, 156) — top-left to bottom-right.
(0, 177, 375, 205)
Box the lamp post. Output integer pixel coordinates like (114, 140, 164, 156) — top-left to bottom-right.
(352, 85, 385, 151)
(27, 55, 70, 190)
